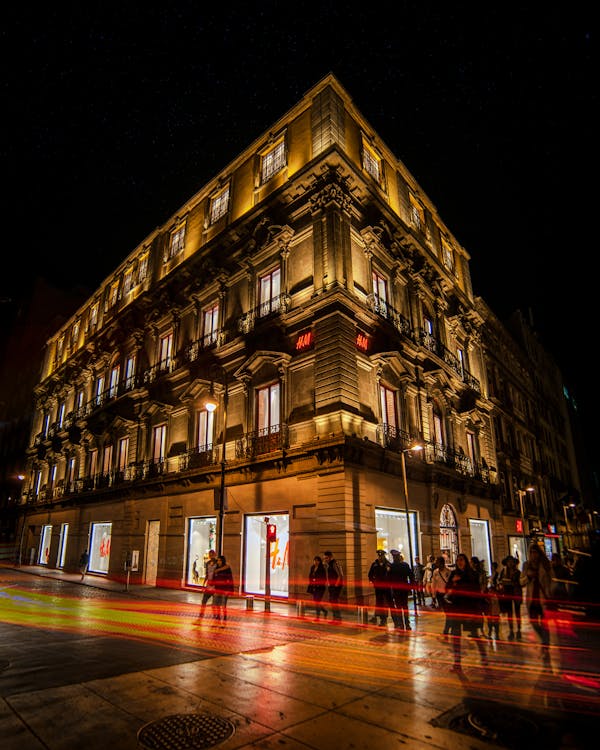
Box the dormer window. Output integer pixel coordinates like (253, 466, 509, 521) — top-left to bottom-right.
(89, 302, 99, 331)
(137, 252, 149, 284)
(106, 279, 119, 310)
(261, 139, 286, 184)
(71, 321, 80, 348)
(409, 193, 426, 233)
(209, 184, 230, 225)
(123, 267, 134, 294)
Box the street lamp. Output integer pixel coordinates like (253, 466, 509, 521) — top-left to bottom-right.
(562, 501, 576, 547)
(205, 365, 229, 556)
(517, 486, 535, 559)
(400, 442, 423, 570)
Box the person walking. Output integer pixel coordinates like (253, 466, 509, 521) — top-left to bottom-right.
(486, 561, 501, 639)
(198, 549, 218, 618)
(368, 549, 392, 626)
(212, 554, 234, 623)
(497, 555, 523, 640)
(78, 550, 89, 581)
(520, 543, 552, 664)
(412, 555, 426, 606)
(307, 555, 328, 621)
(445, 553, 489, 672)
(323, 550, 344, 622)
(389, 550, 413, 630)
(470, 556, 488, 637)
(430, 555, 451, 636)
(424, 554, 437, 607)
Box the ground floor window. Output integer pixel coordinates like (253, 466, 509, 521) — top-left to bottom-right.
(375, 508, 418, 565)
(39, 524, 52, 565)
(469, 518, 491, 572)
(89, 522, 112, 574)
(186, 516, 217, 586)
(244, 513, 289, 597)
(57, 523, 68, 568)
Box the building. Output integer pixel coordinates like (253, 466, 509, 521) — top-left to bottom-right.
(15, 74, 578, 603)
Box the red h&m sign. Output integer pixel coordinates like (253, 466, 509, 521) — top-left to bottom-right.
(516, 519, 523, 533)
(356, 333, 369, 352)
(295, 331, 313, 352)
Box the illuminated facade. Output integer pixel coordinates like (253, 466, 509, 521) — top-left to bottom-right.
(20, 74, 568, 601)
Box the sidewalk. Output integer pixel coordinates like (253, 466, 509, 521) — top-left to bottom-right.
(2, 563, 599, 749)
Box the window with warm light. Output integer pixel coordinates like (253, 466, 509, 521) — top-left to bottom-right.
(202, 303, 219, 346)
(257, 383, 280, 434)
(380, 385, 399, 432)
(125, 355, 136, 390)
(362, 141, 383, 184)
(159, 332, 173, 371)
(95, 375, 105, 406)
(153, 424, 166, 462)
(102, 444, 113, 475)
(261, 139, 286, 184)
(441, 237, 455, 274)
(89, 449, 98, 478)
(109, 365, 120, 398)
(168, 224, 186, 260)
(258, 267, 281, 316)
(118, 437, 129, 473)
(209, 184, 230, 224)
(123, 266, 134, 294)
(372, 270, 388, 315)
(409, 193, 426, 233)
(137, 252, 149, 284)
(196, 409, 214, 451)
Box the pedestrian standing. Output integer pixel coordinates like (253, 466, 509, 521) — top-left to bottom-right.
(389, 550, 413, 630)
(486, 561, 501, 639)
(430, 555, 451, 636)
(323, 550, 344, 622)
(307, 555, 328, 621)
(412, 555, 426, 606)
(497, 555, 523, 640)
(79, 550, 89, 581)
(424, 554, 437, 607)
(198, 549, 218, 618)
(445, 553, 489, 672)
(368, 549, 392, 626)
(520, 543, 552, 664)
(212, 555, 234, 624)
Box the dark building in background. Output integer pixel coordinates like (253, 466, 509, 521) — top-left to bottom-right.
(0, 279, 87, 550)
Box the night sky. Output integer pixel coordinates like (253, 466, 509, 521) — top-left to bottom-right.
(5, 5, 598, 461)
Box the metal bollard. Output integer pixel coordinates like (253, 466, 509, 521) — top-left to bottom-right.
(296, 600, 306, 618)
(245, 596, 254, 611)
(357, 606, 369, 625)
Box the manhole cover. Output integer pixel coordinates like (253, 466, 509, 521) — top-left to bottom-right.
(138, 713, 235, 749)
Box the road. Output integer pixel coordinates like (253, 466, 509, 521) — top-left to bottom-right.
(1, 566, 598, 749)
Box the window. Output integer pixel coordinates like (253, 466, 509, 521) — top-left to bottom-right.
(33, 470, 42, 496)
(380, 385, 398, 431)
(95, 375, 105, 406)
(159, 332, 174, 371)
(209, 184, 230, 224)
(261, 139, 286, 184)
(75, 390, 85, 413)
(375, 508, 418, 566)
(106, 280, 119, 310)
(56, 335, 65, 362)
(372, 270, 388, 315)
(102, 444, 113, 475)
(41, 413, 50, 436)
(153, 424, 166, 462)
(137, 252, 149, 284)
(123, 267, 134, 294)
(258, 268, 281, 316)
(257, 383, 280, 434)
(57, 523, 69, 568)
(196, 409, 214, 451)
(125, 355, 136, 390)
(57, 402, 65, 429)
(118, 437, 129, 472)
(66, 457, 76, 488)
(441, 237, 455, 274)
(202, 303, 219, 347)
(409, 193, 426, 233)
(89, 302, 99, 330)
(89, 449, 98, 478)
(362, 141, 382, 184)
(168, 225, 186, 260)
(457, 347, 465, 376)
(109, 365, 120, 398)
(71, 321, 80, 347)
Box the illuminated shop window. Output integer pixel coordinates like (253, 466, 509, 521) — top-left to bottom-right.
(39, 524, 53, 565)
(186, 517, 217, 587)
(89, 522, 112, 574)
(57, 523, 69, 568)
(244, 513, 289, 597)
(375, 508, 419, 565)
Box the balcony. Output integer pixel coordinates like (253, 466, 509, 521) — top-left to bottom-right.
(235, 424, 289, 459)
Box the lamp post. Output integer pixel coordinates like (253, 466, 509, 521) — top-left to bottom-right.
(400, 442, 423, 612)
(205, 365, 229, 557)
(517, 486, 534, 560)
(562, 502, 576, 550)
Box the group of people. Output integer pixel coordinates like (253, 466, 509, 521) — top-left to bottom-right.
(306, 551, 345, 622)
(366, 549, 414, 629)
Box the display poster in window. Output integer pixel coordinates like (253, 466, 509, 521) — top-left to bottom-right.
(39, 524, 52, 565)
(244, 513, 289, 597)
